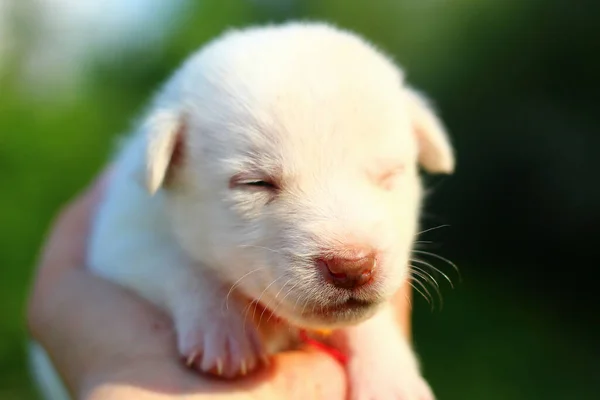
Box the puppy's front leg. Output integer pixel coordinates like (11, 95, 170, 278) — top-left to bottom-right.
(331, 296, 434, 400)
(169, 265, 268, 379)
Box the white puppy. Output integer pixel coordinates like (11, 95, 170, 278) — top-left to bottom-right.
(31, 21, 454, 400)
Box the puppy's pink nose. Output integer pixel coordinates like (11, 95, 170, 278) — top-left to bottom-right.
(318, 252, 376, 289)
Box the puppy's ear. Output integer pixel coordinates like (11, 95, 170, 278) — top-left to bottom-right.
(141, 109, 185, 194)
(404, 87, 455, 174)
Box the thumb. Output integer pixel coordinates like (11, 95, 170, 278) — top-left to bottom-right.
(38, 168, 112, 278)
(263, 349, 347, 400)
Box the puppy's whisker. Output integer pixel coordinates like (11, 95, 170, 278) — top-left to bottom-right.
(274, 277, 293, 300)
(266, 277, 293, 322)
(407, 279, 431, 308)
(256, 275, 286, 326)
(223, 267, 265, 313)
(303, 285, 321, 315)
(238, 244, 284, 255)
(260, 295, 283, 325)
(299, 293, 311, 316)
(241, 299, 259, 334)
(253, 275, 283, 316)
(410, 266, 443, 309)
(411, 256, 457, 288)
(279, 281, 302, 310)
(258, 299, 273, 327)
(412, 249, 460, 275)
(292, 285, 308, 314)
(416, 224, 450, 237)
(408, 274, 434, 311)
(414, 240, 433, 245)
(413, 259, 454, 289)
(410, 265, 440, 289)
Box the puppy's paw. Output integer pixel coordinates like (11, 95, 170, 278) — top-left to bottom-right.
(177, 303, 267, 379)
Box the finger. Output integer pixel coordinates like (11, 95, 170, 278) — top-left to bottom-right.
(261, 349, 347, 400)
(34, 167, 112, 290)
(53, 169, 111, 239)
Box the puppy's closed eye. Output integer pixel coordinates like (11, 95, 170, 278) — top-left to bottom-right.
(244, 180, 276, 189)
(229, 173, 280, 192)
(373, 164, 406, 191)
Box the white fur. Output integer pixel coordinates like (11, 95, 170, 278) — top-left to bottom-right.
(30, 21, 454, 399)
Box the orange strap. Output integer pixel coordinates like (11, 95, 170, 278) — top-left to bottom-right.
(298, 329, 348, 365)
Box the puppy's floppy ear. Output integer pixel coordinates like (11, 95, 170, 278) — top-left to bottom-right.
(141, 109, 185, 194)
(404, 87, 455, 174)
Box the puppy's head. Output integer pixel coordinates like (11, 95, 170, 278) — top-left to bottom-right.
(138, 23, 454, 329)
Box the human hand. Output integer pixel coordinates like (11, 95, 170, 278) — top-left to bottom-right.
(26, 169, 347, 400)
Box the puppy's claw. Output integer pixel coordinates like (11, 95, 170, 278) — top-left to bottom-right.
(216, 358, 223, 376)
(186, 351, 198, 367)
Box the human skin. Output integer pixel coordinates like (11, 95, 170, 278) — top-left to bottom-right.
(26, 169, 413, 400)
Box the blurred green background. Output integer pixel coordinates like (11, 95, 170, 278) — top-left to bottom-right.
(1, 1, 599, 399)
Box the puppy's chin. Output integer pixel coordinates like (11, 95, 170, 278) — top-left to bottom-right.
(276, 296, 384, 329)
